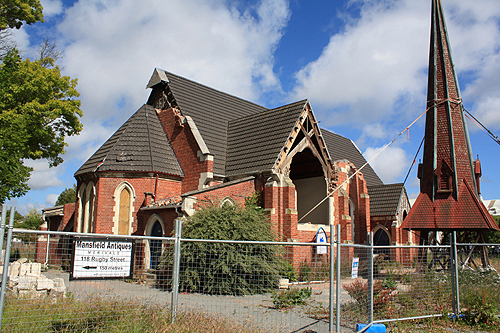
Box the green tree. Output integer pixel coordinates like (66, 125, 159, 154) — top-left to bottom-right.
(55, 184, 77, 206)
(0, 50, 82, 204)
(0, 0, 44, 30)
(16, 208, 43, 229)
(158, 198, 291, 295)
(484, 215, 500, 244)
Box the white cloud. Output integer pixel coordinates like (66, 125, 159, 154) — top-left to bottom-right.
(292, 1, 429, 126)
(25, 160, 64, 190)
(57, 0, 289, 125)
(363, 145, 409, 184)
(5, 198, 45, 216)
(40, 0, 63, 17)
(10, 28, 30, 53)
(292, 0, 500, 135)
(20, 0, 291, 194)
(45, 193, 59, 206)
(40, 0, 292, 181)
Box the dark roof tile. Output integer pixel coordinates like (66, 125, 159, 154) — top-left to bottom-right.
(164, 71, 267, 176)
(226, 100, 306, 176)
(322, 129, 383, 187)
(75, 105, 183, 177)
(368, 183, 406, 216)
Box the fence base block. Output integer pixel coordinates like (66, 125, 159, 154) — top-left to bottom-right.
(356, 323, 387, 332)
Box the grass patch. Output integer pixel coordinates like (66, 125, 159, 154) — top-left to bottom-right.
(2, 295, 263, 332)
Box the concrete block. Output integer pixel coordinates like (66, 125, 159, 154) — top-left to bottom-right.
(9, 262, 20, 277)
(31, 263, 41, 276)
(278, 279, 290, 289)
(37, 277, 54, 291)
(19, 263, 30, 276)
(53, 278, 65, 288)
(17, 276, 37, 290)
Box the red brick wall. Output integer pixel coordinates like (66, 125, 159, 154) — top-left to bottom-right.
(157, 108, 213, 193)
(75, 176, 182, 235)
(191, 179, 256, 210)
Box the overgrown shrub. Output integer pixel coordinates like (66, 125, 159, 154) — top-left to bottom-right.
(460, 269, 500, 325)
(299, 259, 330, 282)
(272, 287, 312, 309)
(343, 279, 398, 313)
(157, 198, 290, 295)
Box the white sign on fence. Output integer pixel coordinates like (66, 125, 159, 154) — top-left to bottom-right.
(71, 237, 134, 279)
(351, 257, 359, 279)
(315, 227, 328, 254)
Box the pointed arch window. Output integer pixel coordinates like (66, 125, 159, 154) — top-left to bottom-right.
(349, 198, 355, 243)
(219, 197, 235, 208)
(435, 159, 453, 193)
(77, 182, 95, 233)
(113, 182, 135, 235)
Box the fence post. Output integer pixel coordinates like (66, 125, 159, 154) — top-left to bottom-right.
(452, 231, 460, 316)
(0, 206, 7, 265)
(336, 224, 341, 332)
(171, 218, 182, 323)
(329, 225, 334, 332)
(45, 234, 50, 267)
(0, 207, 16, 330)
(368, 232, 374, 326)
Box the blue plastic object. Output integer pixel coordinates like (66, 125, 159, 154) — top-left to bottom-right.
(356, 323, 387, 333)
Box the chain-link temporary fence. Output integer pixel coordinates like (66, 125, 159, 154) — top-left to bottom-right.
(0, 227, 334, 332)
(336, 243, 454, 331)
(456, 242, 500, 324)
(0, 212, 499, 332)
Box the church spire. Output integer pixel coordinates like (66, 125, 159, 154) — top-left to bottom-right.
(401, 0, 498, 232)
(421, 0, 477, 200)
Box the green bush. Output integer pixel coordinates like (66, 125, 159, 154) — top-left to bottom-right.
(462, 288, 499, 326)
(272, 287, 312, 309)
(158, 198, 290, 295)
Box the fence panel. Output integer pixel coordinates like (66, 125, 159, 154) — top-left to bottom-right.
(170, 239, 332, 332)
(457, 243, 500, 323)
(2, 230, 176, 332)
(6, 228, 499, 332)
(338, 244, 453, 330)
(1, 230, 334, 332)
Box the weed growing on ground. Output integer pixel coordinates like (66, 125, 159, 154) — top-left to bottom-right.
(272, 287, 312, 309)
(2, 295, 263, 332)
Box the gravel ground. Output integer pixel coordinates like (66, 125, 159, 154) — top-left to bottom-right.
(43, 269, 355, 332)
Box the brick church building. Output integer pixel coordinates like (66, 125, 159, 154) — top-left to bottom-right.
(41, 68, 412, 269)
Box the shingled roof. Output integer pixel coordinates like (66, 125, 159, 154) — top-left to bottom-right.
(163, 71, 267, 176)
(75, 104, 183, 177)
(368, 183, 407, 217)
(321, 129, 383, 187)
(226, 100, 307, 176)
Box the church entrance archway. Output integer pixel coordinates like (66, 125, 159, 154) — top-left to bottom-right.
(373, 227, 391, 257)
(290, 148, 328, 225)
(145, 215, 165, 270)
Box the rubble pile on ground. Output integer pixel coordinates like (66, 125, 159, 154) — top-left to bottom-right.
(3, 258, 66, 298)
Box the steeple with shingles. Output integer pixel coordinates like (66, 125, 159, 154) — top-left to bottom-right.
(401, 0, 499, 231)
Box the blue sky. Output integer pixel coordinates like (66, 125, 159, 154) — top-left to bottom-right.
(7, 0, 500, 215)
